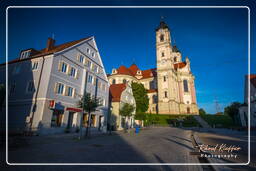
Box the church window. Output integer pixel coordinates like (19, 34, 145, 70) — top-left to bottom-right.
(153, 95, 157, 104)
(183, 80, 189, 92)
(161, 52, 165, 57)
(123, 79, 127, 84)
(160, 34, 164, 42)
(164, 91, 168, 98)
(112, 79, 116, 84)
(163, 76, 167, 82)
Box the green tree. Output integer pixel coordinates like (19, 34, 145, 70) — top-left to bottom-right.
(0, 84, 5, 111)
(119, 103, 135, 131)
(131, 82, 149, 113)
(224, 102, 242, 124)
(77, 93, 101, 138)
(199, 108, 206, 116)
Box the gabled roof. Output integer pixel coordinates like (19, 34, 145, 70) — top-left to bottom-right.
(109, 84, 127, 102)
(33, 37, 92, 57)
(1, 36, 92, 66)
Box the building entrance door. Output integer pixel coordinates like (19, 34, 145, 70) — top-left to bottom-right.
(67, 112, 74, 129)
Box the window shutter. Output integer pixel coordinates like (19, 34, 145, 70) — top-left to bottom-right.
(75, 70, 79, 79)
(58, 61, 62, 71)
(64, 85, 68, 96)
(54, 83, 58, 94)
(67, 65, 71, 75)
(93, 77, 96, 86)
(77, 53, 80, 61)
(73, 88, 76, 98)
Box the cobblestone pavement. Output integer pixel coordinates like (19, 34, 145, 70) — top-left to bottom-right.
(2, 127, 204, 171)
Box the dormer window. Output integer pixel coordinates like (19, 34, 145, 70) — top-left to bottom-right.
(112, 69, 117, 74)
(160, 34, 164, 42)
(20, 50, 31, 59)
(136, 70, 142, 75)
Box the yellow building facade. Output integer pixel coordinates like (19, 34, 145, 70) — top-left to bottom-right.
(108, 21, 199, 115)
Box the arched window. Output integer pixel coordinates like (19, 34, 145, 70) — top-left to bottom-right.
(123, 79, 127, 84)
(183, 80, 189, 92)
(112, 79, 116, 84)
(160, 34, 164, 42)
(174, 57, 177, 62)
(161, 52, 165, 57)
(163, 76, 167, 82)
(164, 91, 168, 98)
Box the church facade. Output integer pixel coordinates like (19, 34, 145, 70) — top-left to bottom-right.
(108, 21, 199, 115)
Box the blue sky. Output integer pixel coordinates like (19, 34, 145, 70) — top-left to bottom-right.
(1, 6, 255, 114)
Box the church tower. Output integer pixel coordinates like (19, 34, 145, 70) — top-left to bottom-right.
(156, 20, 181, 114)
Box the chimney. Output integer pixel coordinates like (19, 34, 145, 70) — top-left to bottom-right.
(45, 37, 55, 52)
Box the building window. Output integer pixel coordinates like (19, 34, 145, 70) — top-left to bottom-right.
(123, 79, 127, 84)
(153, 95, 157, 104)
(20, 51, 30, 59)
(174, 57, 177, 62)
(61, 62, 67, 73)
(70, 67, 76, 77)
(26, 80, 35, 93)
(164, 91, 168, 98)
(79, 55, 84, 63)
(160, 34, 164, 42)
(56, 83, 64, 95)
(87, 60, 92, 68)
(93, 65, 98, 73)
(92, 52, 95, 57)
(88, 75, 93, 83)
(162, 52, 165, 57)
(163, 76, 167, 82)
(87, 48, 90, 54)
(67, 87, 73, 97)
(112, 79, 116, 84)
(183, 80, 189, 92)
(32, 61, 39, 70)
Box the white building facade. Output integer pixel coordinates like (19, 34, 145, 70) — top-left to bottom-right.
(0, 36, 110, 135)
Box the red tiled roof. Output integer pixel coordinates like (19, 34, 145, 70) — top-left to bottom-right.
(174, 62, 186, 70)
(129, 64, 139, 75)
(109, 83, 127, 102)
(1, 36, 92, 66)
(147, 89, 157, 93)
(116, 65, 133, 76)
(111, 64, 156, 80)
(142, 68, 157, 79)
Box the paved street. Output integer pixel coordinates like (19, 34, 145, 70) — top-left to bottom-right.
(3, 127, 203, 171)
